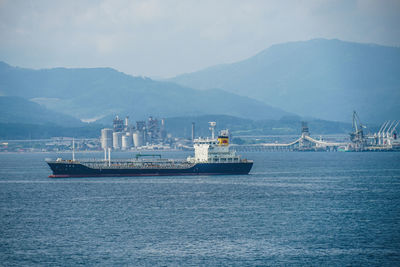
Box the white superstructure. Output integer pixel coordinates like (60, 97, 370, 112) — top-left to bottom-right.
(187, 128, 242, 163)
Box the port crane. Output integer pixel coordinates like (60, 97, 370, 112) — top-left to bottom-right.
(376, 121, 389, 145)
(349, 111, 367, 150)
(234, 112, 399, 152)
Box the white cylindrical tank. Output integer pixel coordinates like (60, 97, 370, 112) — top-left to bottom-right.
(133, 131, 143, 147)
(101, 128, 113, 149)
(121, 133, 133, 150)
(113, 132, 123, 150)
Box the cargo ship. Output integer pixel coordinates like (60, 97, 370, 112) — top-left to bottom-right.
(46, 129, 253, 178)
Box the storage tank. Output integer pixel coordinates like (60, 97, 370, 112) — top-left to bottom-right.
(121, 133, 133, 150)
(113, 132, 123, 150)
(133, 131, 144, 147)
(101, 128, 113, 149)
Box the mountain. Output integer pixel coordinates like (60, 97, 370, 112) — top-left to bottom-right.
(169, 39, 400, 123)
(0, 96, 83, 126)
(0, 61, 290, 122)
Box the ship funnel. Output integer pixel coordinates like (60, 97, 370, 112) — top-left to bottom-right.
(218, 129, 229, 146)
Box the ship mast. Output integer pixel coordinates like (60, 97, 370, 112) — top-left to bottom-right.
(108, 147, 111, 166)
(72, 138, 75, 162)
(209, 121, 216, 139)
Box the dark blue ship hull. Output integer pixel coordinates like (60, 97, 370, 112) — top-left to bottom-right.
(47, 161, 253, 178)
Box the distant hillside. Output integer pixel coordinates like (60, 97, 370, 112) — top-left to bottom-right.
(0, 122, 103, 140)
(164, 114, 352, 138)
(0, 62, 290, 122)
(0, 96, 83, 126)
(0, 96, 105, 139)
(169, 39, 400, 123)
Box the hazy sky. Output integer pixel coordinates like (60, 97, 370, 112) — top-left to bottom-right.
(0, 0, 399, 77)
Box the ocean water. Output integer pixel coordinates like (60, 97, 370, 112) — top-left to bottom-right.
(0, 151, 399, 266)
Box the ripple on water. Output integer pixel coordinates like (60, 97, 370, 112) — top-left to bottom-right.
(0, 152, 400, 265)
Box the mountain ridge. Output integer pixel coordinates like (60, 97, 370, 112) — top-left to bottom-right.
(0, 96, 83, 126)
(169, 39, 400, 123)
(0, 61, 291, 122)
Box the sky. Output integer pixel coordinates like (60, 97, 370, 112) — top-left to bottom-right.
(0, 0, 399, 78)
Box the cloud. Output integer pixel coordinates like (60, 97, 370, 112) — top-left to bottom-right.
(0, 0, 399, 77)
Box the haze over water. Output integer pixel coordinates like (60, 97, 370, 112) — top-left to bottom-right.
(1, 151, 399, 265)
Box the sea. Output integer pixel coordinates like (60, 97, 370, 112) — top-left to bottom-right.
(0, 151, 399, 266)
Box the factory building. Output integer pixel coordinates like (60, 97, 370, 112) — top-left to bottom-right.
(100, 115, 168, 151)
(147, 116, 159, 143)
(113, 116, 124, 132)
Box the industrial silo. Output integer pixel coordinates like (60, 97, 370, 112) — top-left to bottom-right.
(133, 131, 144, 147)
(101, 128, 113, 149)
(113, 132, 123, 150)
(121, 133, 133, 150)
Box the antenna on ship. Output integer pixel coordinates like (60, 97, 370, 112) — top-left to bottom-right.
(72, 138, 75, 162)
(209, 122, 216, 139)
